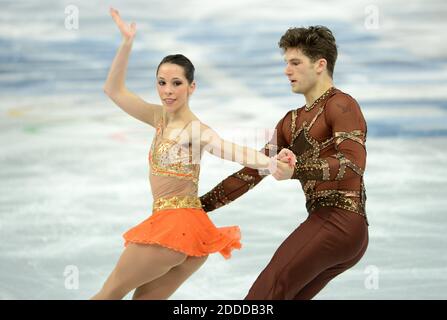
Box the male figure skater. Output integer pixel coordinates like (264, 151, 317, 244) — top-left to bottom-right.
(200, 26, 369, 299)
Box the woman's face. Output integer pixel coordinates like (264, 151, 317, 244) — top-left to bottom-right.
(156, 63, 195, 113)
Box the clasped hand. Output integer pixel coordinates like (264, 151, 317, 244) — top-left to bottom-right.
(269, 148, 297, 180)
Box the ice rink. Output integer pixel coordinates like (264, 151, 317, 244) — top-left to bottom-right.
(1, 0, 446, 299)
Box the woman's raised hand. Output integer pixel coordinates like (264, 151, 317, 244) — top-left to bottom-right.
(110, 7, 136, 42)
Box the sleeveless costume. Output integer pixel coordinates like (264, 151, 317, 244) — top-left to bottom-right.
(200, 87, 369, 299)
(123, 120, 241, 259)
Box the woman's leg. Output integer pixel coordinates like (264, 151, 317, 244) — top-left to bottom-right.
(90, 243, 187, 300)
(132, 255, 208, 300)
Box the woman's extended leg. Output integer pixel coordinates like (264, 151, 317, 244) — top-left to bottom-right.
(132, 255, 208, 300)
(90, 243, 187, 300)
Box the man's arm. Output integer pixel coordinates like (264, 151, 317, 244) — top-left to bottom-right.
(291, 94, 367, 181)
(200, 112, 291, 213)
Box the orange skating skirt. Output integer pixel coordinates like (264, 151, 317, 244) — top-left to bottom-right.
(122, 208, 242, 259)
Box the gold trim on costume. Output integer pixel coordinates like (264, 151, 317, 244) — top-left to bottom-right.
(306, 191, 366, 218)
(331, 152, 364, 179)
(153, 195, 202, 212)
(233, 172, 257, 189)
(334, 130, 365, 147)
(287, 89, 368, 222)
(149, 121, 200, 185)
(291, 110, 297, 142)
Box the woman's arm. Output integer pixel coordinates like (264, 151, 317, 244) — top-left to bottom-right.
(199, 113, 291, 213)
(103, 8, 162, 127)
(199, 123, 276, 171)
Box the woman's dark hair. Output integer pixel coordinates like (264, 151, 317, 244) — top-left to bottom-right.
(278, 26, 338, 78)
(156, 54, 195, 84)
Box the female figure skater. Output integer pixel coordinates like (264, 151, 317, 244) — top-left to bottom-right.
(90, 8, 288, 300)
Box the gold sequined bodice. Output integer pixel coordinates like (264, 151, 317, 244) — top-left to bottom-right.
(149, 121, 200, 203)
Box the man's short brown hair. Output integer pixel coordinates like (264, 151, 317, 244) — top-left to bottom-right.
(279, 26, 338, 78)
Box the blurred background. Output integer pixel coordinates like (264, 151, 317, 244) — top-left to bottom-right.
(1, 0, 446, 299)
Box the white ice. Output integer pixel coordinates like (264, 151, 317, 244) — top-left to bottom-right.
(1, 0, 446, 299)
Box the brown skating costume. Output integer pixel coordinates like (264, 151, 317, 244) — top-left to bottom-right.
(200, 87, 369, 299)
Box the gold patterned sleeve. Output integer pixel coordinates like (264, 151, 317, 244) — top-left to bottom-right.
(291, 94, 367, 181)
(200, 112, 291, 213)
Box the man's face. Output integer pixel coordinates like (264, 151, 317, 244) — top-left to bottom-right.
(283, 48, 318, 94)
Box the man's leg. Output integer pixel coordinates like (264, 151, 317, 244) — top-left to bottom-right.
(293, 231, 368, 300)
(245, 208, 368, 300)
